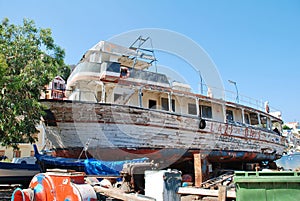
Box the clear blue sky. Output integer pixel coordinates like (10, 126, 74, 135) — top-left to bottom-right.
(1, 0, 299, 122)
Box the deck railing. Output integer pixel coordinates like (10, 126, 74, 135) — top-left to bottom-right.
(198, 83, 281, 114)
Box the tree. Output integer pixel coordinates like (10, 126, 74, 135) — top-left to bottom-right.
(59, 64, 71, 81)
(0, 18, 65, 149)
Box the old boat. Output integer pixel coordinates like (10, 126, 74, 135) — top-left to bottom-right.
(41, 39, 285, 170)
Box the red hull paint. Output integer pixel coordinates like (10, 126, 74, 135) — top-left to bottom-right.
(53, 147, 280, 164)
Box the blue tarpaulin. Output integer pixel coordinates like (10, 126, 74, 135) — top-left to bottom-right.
(34, 144, 148, 176)
(84, 157, 149, 175)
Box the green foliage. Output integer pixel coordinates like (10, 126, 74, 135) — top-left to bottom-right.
(0, 18, 65, 149)
(58, 64, 71, 81)
(282, 125, 291, 130)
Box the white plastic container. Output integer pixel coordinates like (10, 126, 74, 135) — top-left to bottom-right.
(145, 169, 181, 201)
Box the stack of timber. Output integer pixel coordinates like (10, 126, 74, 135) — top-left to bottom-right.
(178, 172, 236, 201)
(178, 186, 236, 201)
(94, 186, 155, 201)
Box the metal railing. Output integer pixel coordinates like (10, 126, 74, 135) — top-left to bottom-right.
(198, 83, 281, 113)
(43, 80, 281, 115)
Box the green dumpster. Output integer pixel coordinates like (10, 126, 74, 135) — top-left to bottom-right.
(234, 171, 300, 201)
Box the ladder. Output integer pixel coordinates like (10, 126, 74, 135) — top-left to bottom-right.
(201, 172, 234, 189)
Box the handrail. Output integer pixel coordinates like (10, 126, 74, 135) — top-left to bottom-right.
(42, 82, 281, 115)
(198, 83, 281, 114)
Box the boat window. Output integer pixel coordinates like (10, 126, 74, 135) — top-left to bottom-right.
(114, 94, 122, 102)
(97, 91, 102, 102)
(249, 113, 259, 126)
(244, 113, 250, 124)
(0, 150, 5, 158)
(188, 103, 197, 115)
(272, 120, 282, 135)
(201, 105, 212, 119)
(58, 93, 63, 99)
(260, 115, 268, 128)
(260, 115, 271, 130)
(128, 68, 169, 84)
(106, 62, 121, 72)
(13, 150, 21, 158)
(161, 98, 175, 112)
(226, 110, 234, 122)
(149, 99, 157, 109)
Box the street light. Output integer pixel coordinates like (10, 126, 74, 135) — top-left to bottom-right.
(228, 80, 239, 103)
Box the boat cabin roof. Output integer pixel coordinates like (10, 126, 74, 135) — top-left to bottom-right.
(79, 41, 153, 70)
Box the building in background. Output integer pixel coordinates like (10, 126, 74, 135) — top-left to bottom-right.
(40, 75, 66, 100)
(0, 123, 46, 160)
(283, 121, 300, 152)
(0, 76, 66, 160)
(285, 122, 300, 132)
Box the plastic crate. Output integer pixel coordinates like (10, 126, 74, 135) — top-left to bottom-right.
(234, 171, 300, 201)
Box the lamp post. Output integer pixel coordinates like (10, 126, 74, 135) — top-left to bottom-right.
(228, 80, 239, 103)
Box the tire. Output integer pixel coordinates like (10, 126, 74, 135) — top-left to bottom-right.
(199, 119, 206, 129)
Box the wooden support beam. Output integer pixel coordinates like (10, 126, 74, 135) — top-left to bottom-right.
(94, 186, 156, 201)
(193, 152, 202, 187)
(218, 186, 226, 201)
